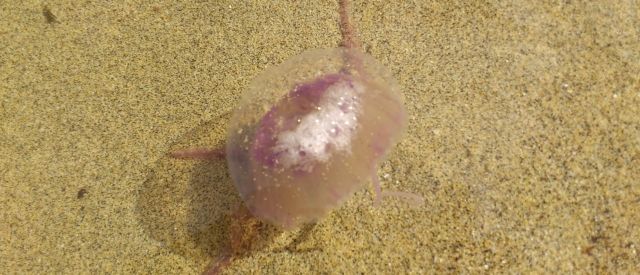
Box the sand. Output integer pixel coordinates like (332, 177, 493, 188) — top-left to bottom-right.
(1, 0, 639, 274)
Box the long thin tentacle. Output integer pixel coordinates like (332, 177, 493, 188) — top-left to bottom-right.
(370, 168, 425, 207)
(202, 254, 234, 275)
(339, 0, 360, 49)
(371, 170, 384, 207)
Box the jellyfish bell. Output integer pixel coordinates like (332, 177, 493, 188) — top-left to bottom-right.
(226, 48, 409, 229)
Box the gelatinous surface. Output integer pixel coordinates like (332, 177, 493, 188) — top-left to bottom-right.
(226, 48, 406, 229)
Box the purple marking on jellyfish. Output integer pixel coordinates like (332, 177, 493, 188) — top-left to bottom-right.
(292, 73, 343, 101)
(251, 73, 355, 172)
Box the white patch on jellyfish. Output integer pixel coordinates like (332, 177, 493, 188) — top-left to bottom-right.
(273, 79, 364, 172)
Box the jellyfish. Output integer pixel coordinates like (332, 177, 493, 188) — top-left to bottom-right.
(171, 0, 423, 273)
(225, 47, 422, 229)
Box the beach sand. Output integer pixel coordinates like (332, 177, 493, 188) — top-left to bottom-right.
(1, 0, 638, 273)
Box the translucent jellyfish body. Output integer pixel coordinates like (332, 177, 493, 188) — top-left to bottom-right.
(226, 48, 407, 229)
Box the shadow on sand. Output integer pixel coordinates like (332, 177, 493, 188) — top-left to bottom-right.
(136, 114, 240, 269)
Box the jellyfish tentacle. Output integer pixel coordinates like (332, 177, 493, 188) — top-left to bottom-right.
(202, 254, 234, 275)
(203, 205, 264, 275)
(370, 169, 424, 207)
(371, 170, 384, 207)
(339, 0, 359, 49)
(170, 148, 226, 160)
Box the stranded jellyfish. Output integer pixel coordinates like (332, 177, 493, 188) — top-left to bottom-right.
(226, 48, 421, 229)
(171, 0, 423, 273)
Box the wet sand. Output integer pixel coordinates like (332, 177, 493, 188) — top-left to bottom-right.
(1, 1, 638, 273)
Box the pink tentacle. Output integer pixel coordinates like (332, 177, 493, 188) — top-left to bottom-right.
(202, 254, 233, 275)
(371, 170, 383, 207)
(339, 0, 360, 49)
(370, 168, 424, 208)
